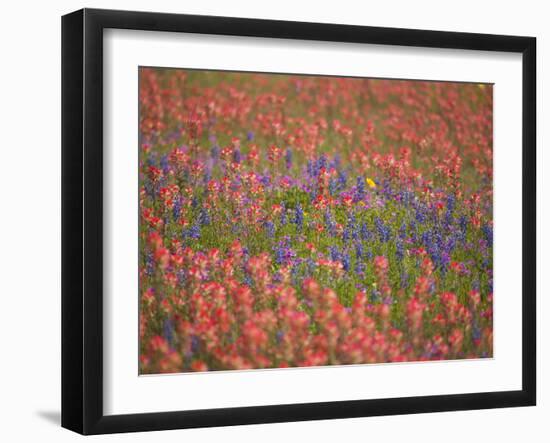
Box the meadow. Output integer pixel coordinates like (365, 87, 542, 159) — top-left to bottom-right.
(138, 68, 493, 373)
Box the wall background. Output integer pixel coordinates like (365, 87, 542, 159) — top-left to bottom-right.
(0, 0, 546, 441)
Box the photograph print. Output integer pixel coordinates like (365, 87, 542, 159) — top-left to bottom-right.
(138, 67, 493, 375)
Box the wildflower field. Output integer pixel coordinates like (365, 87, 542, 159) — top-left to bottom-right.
(139, 68, 493, 374)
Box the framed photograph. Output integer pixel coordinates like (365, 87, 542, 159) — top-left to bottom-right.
(61, 8, 536, 435)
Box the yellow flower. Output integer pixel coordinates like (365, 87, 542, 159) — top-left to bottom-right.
(366, 177, 376, 188)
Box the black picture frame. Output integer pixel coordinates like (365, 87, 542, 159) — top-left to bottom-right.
(62, 8, 536, 435)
